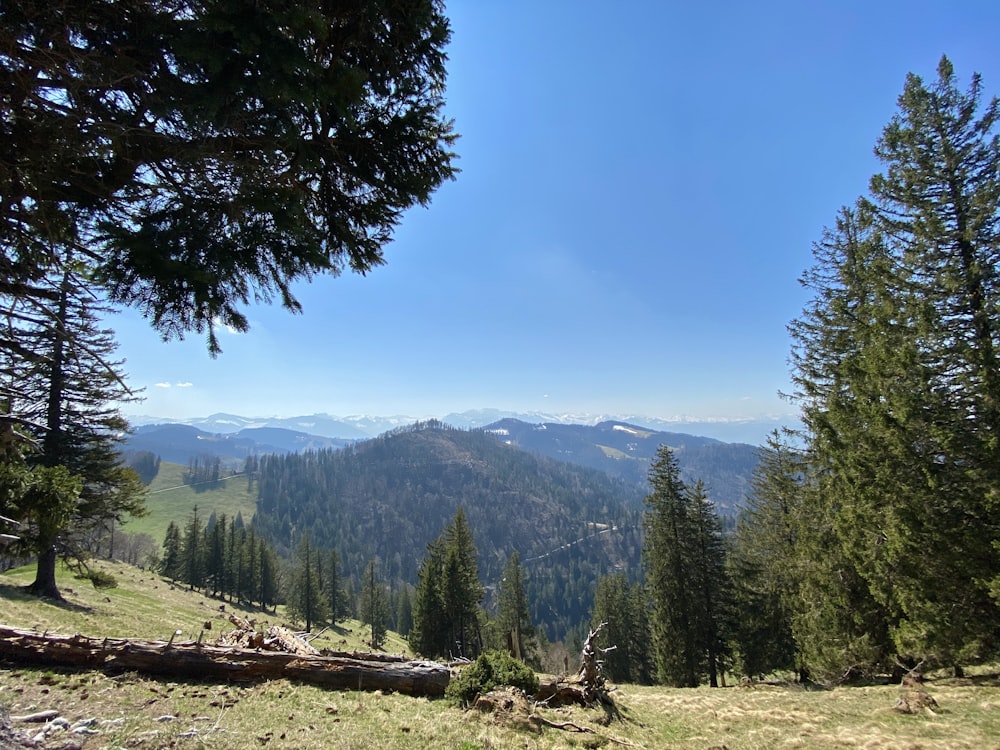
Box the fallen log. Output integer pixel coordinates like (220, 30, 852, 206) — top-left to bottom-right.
(0, 625, 450, 697)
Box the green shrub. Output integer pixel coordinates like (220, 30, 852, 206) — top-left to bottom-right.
(446, 650, 539, 706)
(85, 569, 118, 589)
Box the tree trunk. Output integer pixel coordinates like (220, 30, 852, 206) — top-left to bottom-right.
(25, 546, 62, 600)
(0, 626, 450, 697)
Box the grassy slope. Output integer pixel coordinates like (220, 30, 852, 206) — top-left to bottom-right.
(2, 562, 1000, 749)
(123, 461, 259, 542)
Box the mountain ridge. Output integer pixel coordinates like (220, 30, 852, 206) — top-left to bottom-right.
(125, 408, 794, 445)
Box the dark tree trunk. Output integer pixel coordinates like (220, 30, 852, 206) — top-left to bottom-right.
(25, 545, 63, 600)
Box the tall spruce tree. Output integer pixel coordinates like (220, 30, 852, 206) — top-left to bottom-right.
(496, 551, 534, 663)
(643, 445, 700, 687)
(789, 58, 1000, 670)
(729, 431, 803, 679)
(687, 480, 731, 687)
(590, 573, 635, 683)
(287, 534, 327, 632)
(359, 558, 388, 650)
(0, 262, 145, 598)
(410, 508, 484, 659)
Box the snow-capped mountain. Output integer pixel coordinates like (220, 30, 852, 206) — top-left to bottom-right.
(126, 409, 795, 445)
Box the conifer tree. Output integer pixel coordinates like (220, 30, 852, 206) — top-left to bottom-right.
(590, 573, 634, 682)
(687, 480, 731, 687)
(496, 551, 534, 662)
(181, 506, 205, 592)
(161, 521, 182, 582)
(410, 538, 447, 657)
(0, 263, 145, 598)
(643, 445, 700, 687)
(788, 57, 1000, 669)
(729, 432, 803, 679)
(287, 534, 327, 632)
(359, 558, 388, 649)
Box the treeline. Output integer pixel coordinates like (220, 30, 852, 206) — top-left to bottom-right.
(160, 507, 280, 611)
(621, 58, 1000, 685)
(157, 507, 416, 641)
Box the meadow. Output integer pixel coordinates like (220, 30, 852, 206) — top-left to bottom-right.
(2, 561, 999, 749)
(120, 461, 258, 543)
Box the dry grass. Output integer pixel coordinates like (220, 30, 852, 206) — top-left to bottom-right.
(2, 561, 1000, 749)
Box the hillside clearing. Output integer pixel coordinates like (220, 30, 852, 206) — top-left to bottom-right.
(1, 561, 999, 749)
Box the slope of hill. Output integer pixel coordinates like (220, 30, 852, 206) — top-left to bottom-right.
(484, 418, 758, 513)
(251, 421, 647, 639)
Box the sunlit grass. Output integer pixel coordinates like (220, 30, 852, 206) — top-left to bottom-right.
(122, 460, 258, 543)
(2, 561, 1000, 749)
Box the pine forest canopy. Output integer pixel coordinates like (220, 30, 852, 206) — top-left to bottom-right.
(1, 0, 458, 352)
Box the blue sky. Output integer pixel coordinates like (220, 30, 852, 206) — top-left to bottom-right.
(112, 0, 1000, 435)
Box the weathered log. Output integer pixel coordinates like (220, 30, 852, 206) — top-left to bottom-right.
(0, 626, 450, 697)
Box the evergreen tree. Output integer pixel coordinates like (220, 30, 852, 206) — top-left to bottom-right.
(443, 507, 484, 658)
(287, 534, 327, 632)
(2, 0, 458, 352)
(181, 506, 205, 592)
(627, 583, 655, 685)
(496, 551, 535, 662)
(327, 548, 345, 623)
(590, 573, 634, 682)
(687, 480, 731, 687)
(0, 263, 145, 598)
(257, 537, 279, 612)
(643, 445, 700, 687)
(410, 509, 484, 659)
(359, 558, 388, 650)
(410, 538, 447, 657)
(788, 58, 1000, 669)
(205, 513, 227, 597)
(396, 586, 414, 638)
(160, 521, 182, 582)
(729, 431, 802, 679)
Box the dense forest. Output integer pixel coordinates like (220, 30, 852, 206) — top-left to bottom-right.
(249, 420, 647, 642)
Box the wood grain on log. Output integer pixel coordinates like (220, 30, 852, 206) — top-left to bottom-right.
(0, 626, 449, 697)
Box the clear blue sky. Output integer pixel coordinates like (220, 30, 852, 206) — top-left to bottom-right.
(112, 0, 1000, 428)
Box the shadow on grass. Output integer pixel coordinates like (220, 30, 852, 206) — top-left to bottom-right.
(0, 581, 94, 614)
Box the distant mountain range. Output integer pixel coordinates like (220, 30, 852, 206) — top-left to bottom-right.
(124, 414, 760, 513)
(126, 408, 794, 445)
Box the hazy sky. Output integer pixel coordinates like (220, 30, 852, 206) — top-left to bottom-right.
(112, 0, 1000, 427)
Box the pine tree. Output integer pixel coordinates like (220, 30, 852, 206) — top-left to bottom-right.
(643, 445, 700, 687)
(181, 506, 205, 592)
(359, 558, 388, 650)
(160, 522, 182, 582)
(729, 431, 802, 679)
(496, 551, 535, 663)
(287, 534, 327, 632)
(0, 263, 145, 598)
(788, 58, 1000, 669)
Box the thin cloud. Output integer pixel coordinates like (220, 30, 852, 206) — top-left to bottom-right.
(154, 382, 172, 388)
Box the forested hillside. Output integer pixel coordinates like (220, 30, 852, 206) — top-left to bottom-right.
(485, 418, 757, 513)
(250, 421, 647, 640)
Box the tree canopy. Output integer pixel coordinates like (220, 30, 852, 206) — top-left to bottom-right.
(1, 0, 458, 352)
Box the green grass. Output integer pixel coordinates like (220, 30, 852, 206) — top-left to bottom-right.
(123, 461, 259, 542)
(2, 561, 1000, 749)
